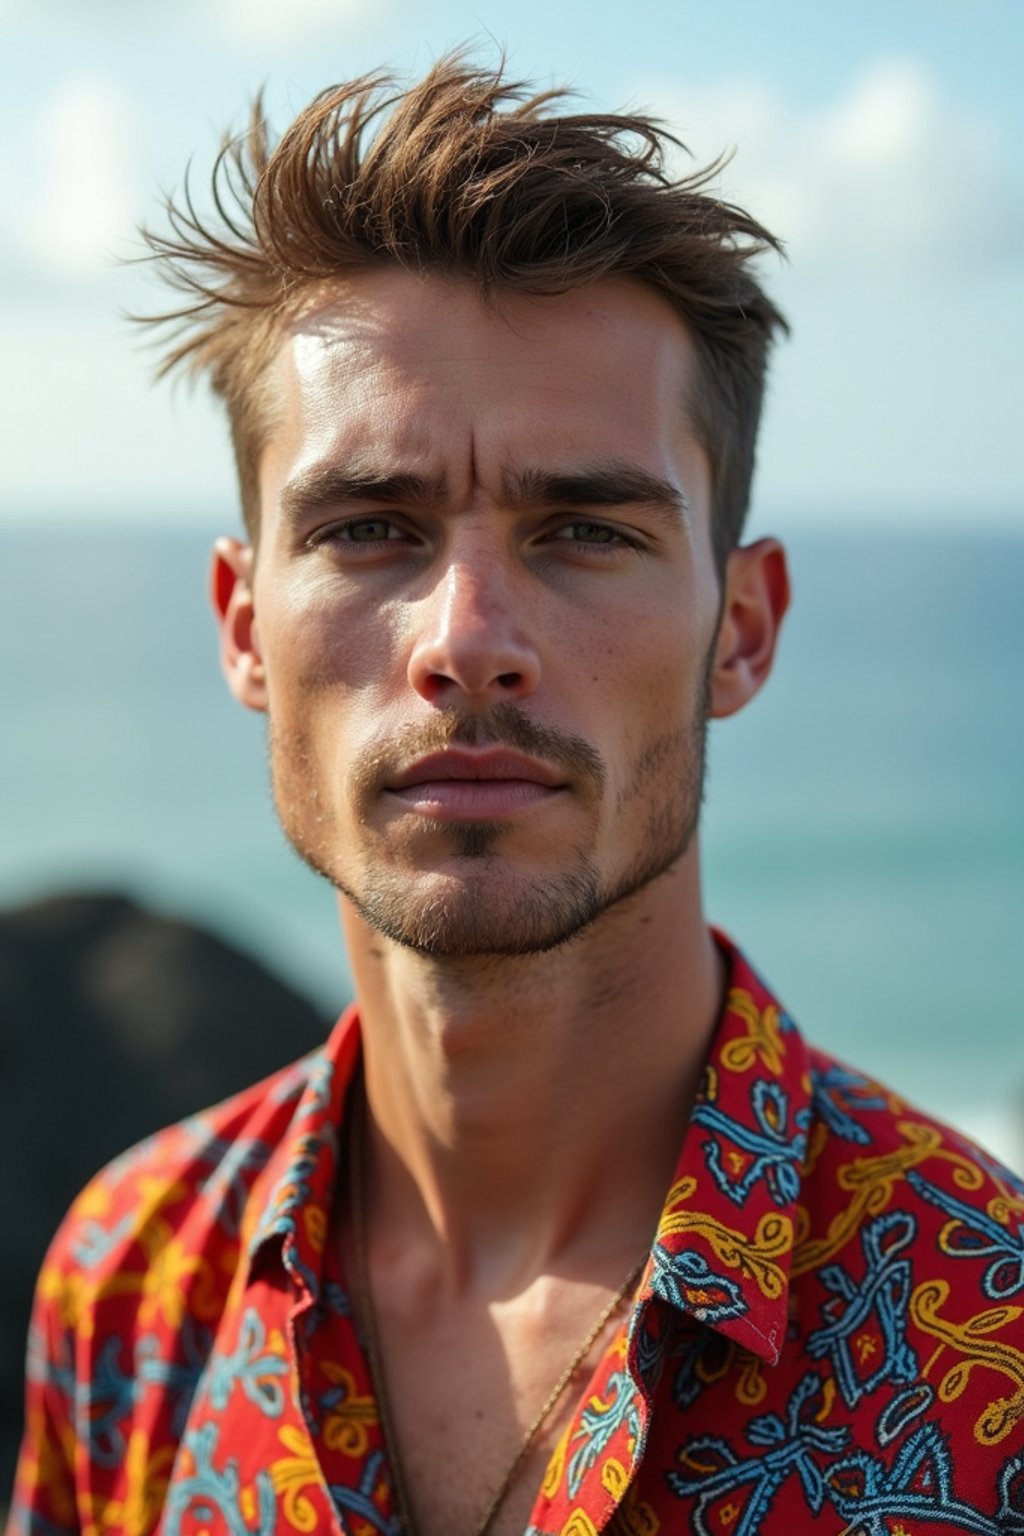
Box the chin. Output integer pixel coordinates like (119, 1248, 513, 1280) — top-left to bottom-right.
(347, 860, 607, 957)
(283, 786, 701, 958)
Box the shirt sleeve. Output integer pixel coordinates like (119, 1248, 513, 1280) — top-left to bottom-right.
(5, 1254, 80, 1535)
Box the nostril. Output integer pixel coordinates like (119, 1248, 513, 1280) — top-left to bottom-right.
(497, 672, 522, 689)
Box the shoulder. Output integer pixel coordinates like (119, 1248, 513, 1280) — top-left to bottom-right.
(796, 1046, 1024, 1424)
(774, 1047, 1024, 1511)
(13, 1034, 353, 1532)
(803, 1040, 1023, 1223)
(801, 1041, 1024, 1272)
(36, 1048, 325, 1341)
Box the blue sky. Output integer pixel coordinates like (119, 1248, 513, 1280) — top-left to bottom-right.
(2, 0, 1022, 530)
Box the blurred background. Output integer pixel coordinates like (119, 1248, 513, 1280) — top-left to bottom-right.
(2, 0, 1023, 1481)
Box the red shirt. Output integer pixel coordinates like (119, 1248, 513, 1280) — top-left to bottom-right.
(8, 936, 1024, 1534)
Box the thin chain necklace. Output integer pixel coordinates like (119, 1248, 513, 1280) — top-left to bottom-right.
(347, 1085, 647, 1536)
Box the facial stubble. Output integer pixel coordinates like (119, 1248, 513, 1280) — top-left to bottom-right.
(269, 665, 713, 958)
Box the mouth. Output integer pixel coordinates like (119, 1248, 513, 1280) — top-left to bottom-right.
(384, 749, 568, 819)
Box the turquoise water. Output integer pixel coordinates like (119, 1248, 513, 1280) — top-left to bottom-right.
(2, 521, 1022, 1166)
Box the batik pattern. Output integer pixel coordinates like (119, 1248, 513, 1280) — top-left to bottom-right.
(8, 937, 1024, 1534)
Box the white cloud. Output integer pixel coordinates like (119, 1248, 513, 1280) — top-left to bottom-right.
(645, 56, 1022, 275)
(13, 77, 140, 280)
(213, 0, 374, 48)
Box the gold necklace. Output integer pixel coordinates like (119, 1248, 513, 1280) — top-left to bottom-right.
(347, 1086, 646, 1536)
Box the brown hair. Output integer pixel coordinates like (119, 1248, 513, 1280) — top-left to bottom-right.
(140, 55, 786, 571)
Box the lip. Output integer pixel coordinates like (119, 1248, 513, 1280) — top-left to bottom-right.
(387, 749, 567, 791)
(384, 749, 567, 819)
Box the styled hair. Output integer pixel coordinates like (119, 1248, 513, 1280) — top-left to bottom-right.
(140, 55, 786, 571)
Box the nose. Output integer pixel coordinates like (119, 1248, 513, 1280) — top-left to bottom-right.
(407, 551, 542, 708)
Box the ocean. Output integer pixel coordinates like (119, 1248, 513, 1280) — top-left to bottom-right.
(2, 520, 1023, 1171)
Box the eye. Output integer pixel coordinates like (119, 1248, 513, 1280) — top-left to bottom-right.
(548, 519, 637, 551)
(564, 521, 616, 543)
(308, 516, 411, 550)
(336, 517, 402, 542)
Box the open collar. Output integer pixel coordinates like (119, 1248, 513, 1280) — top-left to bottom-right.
(635, 935, 810, 1364)
(245, 1004, 361, 1301)
(241, 934, 808, 1364)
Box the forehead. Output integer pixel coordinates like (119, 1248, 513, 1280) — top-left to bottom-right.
(257, 270, 708, 508)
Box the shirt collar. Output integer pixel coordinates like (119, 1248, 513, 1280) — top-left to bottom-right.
(245, 1004, 361, 1301)
(635, 931, 810, 1364)
(243, 932, 808, 1362)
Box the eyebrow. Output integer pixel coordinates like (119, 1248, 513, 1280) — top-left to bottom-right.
(280, 463, 448, 524)
(504, 463, 689, 523)
(280, 458, 688, 526)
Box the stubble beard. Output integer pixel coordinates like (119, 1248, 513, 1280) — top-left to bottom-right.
(270, 674, 711, 959)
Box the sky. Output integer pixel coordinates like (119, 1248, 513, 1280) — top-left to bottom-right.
(2, 0, 1022, 531)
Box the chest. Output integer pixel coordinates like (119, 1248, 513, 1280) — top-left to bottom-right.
(72, 1259, 1013, 1536)
(374, 1308, 601, 1536)
(358, 1288, 630, 1536)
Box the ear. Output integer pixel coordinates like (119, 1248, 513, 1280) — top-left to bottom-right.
(709, 537, 790, 720)
(210, 537, 267, 713)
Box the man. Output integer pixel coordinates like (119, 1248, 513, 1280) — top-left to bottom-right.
(9, 57, 1024, 1536)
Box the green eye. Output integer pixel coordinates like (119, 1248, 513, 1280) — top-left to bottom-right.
(555, 519, 620, 543)
(343, 519, 394, 542)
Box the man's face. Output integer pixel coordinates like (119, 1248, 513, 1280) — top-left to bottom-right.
(240, 270, 726, 956)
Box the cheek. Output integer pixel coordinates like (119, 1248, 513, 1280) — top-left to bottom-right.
(260, 583, 404, 705)
(609, 620, 713, 793)
(606, 611, 710, 726)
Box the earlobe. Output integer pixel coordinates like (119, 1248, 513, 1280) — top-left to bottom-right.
(709, 538, 790, 720)
(210, 536, 268, 713)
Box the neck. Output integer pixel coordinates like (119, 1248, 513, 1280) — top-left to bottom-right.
(339, 850, 724, 1296)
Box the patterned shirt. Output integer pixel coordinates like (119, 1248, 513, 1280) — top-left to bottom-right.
(8, 935, 1024, 1535)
